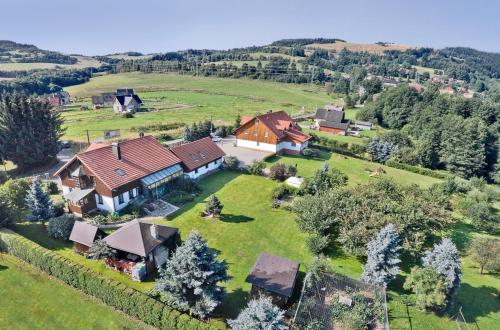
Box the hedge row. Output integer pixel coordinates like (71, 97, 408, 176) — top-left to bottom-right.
(312, 143, 367, 160)
(0, 229, 223, 330)
(385, 160, 448, 179)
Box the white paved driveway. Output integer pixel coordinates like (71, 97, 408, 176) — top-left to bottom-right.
(217, 137, 275, 167)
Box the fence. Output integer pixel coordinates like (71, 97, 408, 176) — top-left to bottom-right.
(292, 272, 389, 330)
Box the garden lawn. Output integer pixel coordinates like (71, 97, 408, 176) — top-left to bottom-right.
(0, 254, 151, 330)
(63, 72, 337, 141)
(266, 150, 442, 187)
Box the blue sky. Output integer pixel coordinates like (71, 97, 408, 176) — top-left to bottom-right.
(1, 0, 499, 55)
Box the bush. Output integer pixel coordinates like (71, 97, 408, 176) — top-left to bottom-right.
(122, 112, 134, 118)
(52, 201, 65, 217)
(223, 156, 240, 170)
(172, 176, 200, 194)
(302, 148, 320, 158)
(271, 185, 297, 201)
(269, 163, 288, 181)
(307, 234, 330, 255)
(164, 191, 195, 205)
(385, 160, 447, 179)
(47, 214, 77, 240)
(247, 160, 266, 176)
(44, 181, 59, 194)
(0, 229, 212, 329)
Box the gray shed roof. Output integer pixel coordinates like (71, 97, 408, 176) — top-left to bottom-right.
(246, 252, 300, 297)
(69, 221, 100, 247)
(64, 188, 95, 203)
(318, 119, 350, 130)
(104, 220, 178, 257)
(355, 121, 373, 127)
(316, 108, 345, 122)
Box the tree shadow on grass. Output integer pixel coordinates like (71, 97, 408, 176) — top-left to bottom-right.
(450, 221, 476, 252)
(456, 283, 500, 322)
(220, 214, 254, 223)
(0, 264, 8, 271)
(216, 287, 248, 320)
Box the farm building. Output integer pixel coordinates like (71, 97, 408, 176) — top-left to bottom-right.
(113, 94, 143, 113)
(54, 135, 183, 216)
(353, 121, 373, 130)
(170, 137, 225, 179)
(103, 220, 179, 279)
(314, 106, 350, 135)
(92, 92, 116, 109)
(246, 252, 300, 307)
(68, 221, 106, 254)
(234, 111, 311, 155)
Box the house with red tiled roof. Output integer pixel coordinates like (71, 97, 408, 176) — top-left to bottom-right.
(54, 135, 183, 216)
(170, 137, 225, 179)
(234, 111, 311, 155)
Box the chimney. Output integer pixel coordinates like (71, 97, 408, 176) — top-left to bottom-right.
(112, 142, 121, 160)
(139, 130, 145, 138)
(150, 224, 160, 240)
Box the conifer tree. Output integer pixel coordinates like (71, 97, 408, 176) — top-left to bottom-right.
(25, 180, 53, 223)
(0, 198, 13, 228)
(155, 231, 230, 318)
(0, 93, 64, 172)
(422, 238, 461, 311)
(205, 194, 223, 218)
(228, 297, 286, 330)
(362, 224, 401, 286)
(89, 239, 116, 259)
(182, 126, 193, 142)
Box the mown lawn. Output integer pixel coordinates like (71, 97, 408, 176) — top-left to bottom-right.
(63, 72, 337, 141)
(0, 254, 151, 330)
(11, 152, 499, 328)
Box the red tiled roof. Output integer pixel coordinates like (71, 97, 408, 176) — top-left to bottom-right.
(170, 137, 225, 172)
(236, 111, 310, 144)
(85, 143, 107, 152)
(55, 136, 181, 190)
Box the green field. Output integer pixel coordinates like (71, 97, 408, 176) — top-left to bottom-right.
(0, 254, 151, 329)
(0, 56, 102, 71)
(63, 72, 336, 141)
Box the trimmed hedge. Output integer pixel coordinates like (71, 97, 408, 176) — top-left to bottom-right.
(385, 160, 447, 179)
(0, 229, 223, 330)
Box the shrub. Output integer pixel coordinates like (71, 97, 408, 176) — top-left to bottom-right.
(269, 163, 288, 181)
(247, 160, 266, 176)
(164, 191, 195, 205)
(385, 160, 447, 179)
(223, 156, 239, 170)
(0, 178, 30, 213)
(307, 234, 330, 255)
(172, 176, 200, 194)
(204, 195, 223, 218)
(47, 214, 77, 240)
(122, 112, 134, 118)
(302, 148, 319, 158)
(44, 181, 59, 194)
(0, 229, 212, 329)
(271, 184, 297, 201)
(52, 201, 65, 217)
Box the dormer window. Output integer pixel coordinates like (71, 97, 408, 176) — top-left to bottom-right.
(114, 168, 127, 177)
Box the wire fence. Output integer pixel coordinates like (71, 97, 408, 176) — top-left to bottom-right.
(292, 272, 389, 330)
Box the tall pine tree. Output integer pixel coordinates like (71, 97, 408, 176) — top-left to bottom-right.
(422, 238, 461, 312)
(0, 93, 64, 172)
(25, 180, 53, 223)
(362, 223, 401, 286)
(155, 231, 230, 318)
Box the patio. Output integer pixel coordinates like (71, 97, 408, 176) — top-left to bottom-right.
(217, 137, 275, 167)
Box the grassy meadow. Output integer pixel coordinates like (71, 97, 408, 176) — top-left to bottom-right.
(62, 72, 336, 141)
(0, 254, 151, 330)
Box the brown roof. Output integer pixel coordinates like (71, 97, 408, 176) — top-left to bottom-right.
(69, 221, 102, 247)
(104, 220, 178, 257)
(246, 252, 300, 297)
(170, 137, 225, 172)
(236, 111, 311, 144)
(55, 136, 181, 190)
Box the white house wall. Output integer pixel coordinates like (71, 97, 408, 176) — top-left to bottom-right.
(277, 140, 308, 152)
(95, 187, 139, 213)
(236, 138, 277, 152)
(185, 158, 223, 179)
(95, 194, 115, 212)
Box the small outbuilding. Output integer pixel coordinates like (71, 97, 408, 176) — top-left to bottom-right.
(353, 121, 373, 130)
(69, 221, 106, 254)
(246, 252, 300, 307)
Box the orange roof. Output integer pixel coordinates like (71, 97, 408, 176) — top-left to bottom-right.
(236, 111, 311, 144)
(85, 143, 107, 152)
(55, 136, 181, 190)
(170, 137, 226, 172)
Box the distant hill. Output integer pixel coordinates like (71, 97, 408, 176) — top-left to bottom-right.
(0, 40, 101, 72)
(305, 41, 414, 54)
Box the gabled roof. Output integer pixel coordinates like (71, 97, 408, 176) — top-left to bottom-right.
(115, 94, 142, 106)
(246, 252, 300, 297)
(318, 119, 350, 131)
(69, 221, 101, 247)
(170, 137, 226, 172)
(91, 95, 104, 104)
(236, 111, 311, 144)
(315, 108, 345, 122)
(104, 220, 178, 257)
(54, 136, 181, 190)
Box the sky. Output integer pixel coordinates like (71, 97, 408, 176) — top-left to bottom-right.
(1, 0, 499, 55)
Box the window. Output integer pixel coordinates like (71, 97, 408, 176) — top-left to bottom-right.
(291, 142, 297, 147)
(97, 194, 103, 205)
(128, 190, 134, 200)
(253, 131, 258, 136)
(118, 194, 124, 204)
(264, 132, 269, 138)
(244, 129, 248, 135)
(205, 164, 209, 169)
(256, 141, 260, 146)
(195, 169, 198, 174)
